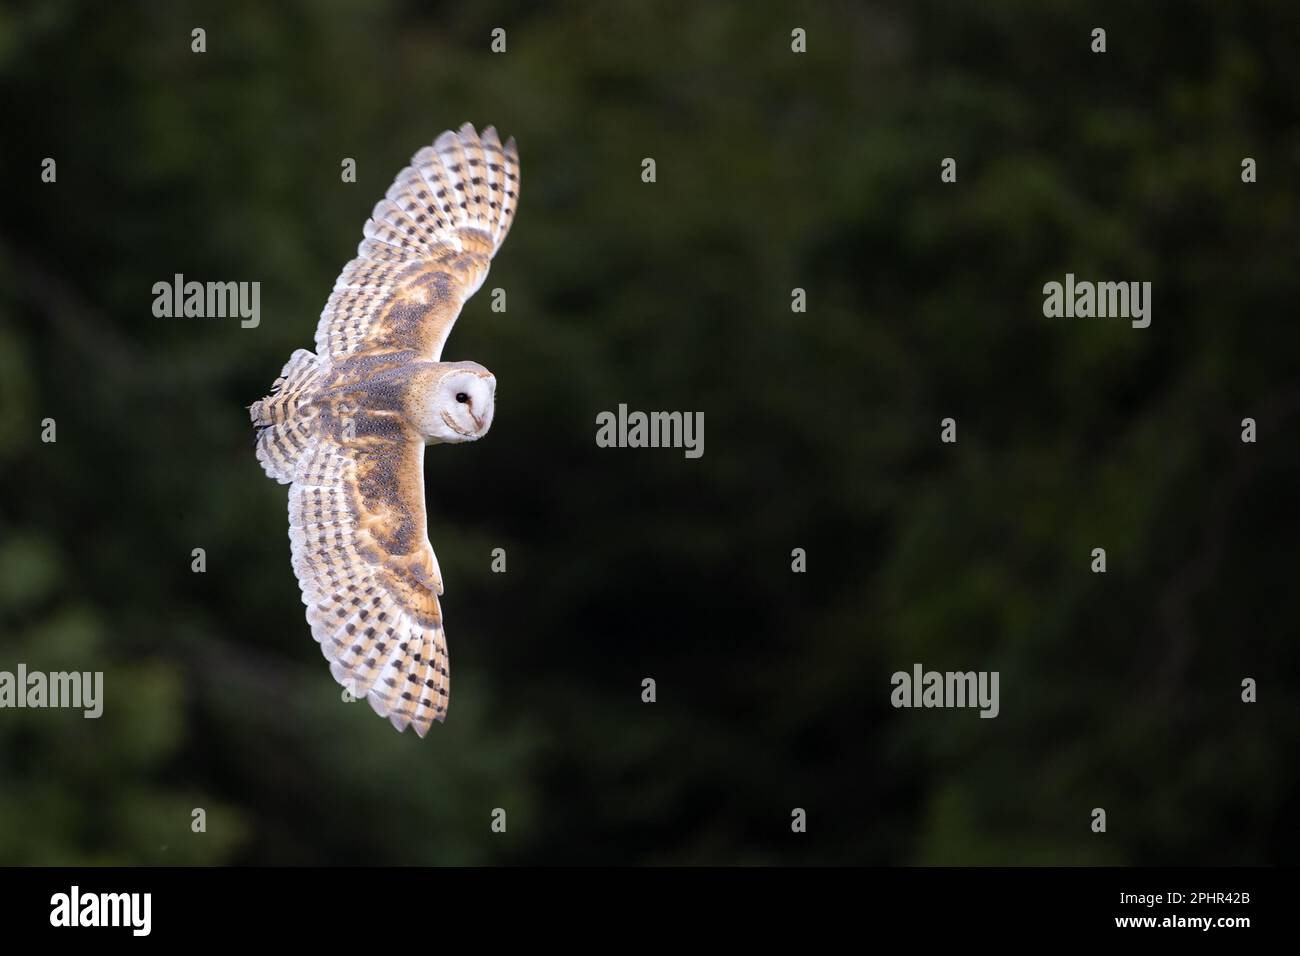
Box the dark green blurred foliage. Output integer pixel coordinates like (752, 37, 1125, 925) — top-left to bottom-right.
(0, 0, 1297, 864)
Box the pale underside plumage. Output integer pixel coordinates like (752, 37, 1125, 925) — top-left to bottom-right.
(251, 123, 519, 736)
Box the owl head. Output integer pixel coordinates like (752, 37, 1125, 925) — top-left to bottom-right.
(421, 361, 496, 443)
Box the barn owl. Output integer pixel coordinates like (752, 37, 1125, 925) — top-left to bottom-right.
(249, 123, 519, 737)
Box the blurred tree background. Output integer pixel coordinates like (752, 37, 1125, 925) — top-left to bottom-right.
(0, 0, 1297, 865)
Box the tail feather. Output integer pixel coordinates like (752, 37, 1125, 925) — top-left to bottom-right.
(251, 348, 323, 484)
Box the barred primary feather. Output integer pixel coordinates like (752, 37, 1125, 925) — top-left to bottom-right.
(315, 123, 519, 362)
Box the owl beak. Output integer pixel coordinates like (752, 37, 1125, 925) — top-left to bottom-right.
(472, 411, 486, 432)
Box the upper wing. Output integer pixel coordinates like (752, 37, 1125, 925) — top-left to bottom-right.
(289, 402, 450, 736)
(314, 123, 520, 362)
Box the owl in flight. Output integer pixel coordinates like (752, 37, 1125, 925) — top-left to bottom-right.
(250, 124, 519, 737)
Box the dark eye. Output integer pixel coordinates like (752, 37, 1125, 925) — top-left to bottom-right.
(455, 392, 469, 404)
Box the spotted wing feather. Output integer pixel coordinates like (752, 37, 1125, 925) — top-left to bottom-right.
(289, 402, 450, 736)
(314, 123, 520, 363)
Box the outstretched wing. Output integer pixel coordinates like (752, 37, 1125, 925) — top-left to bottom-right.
(315, 123, 520, 363)
(289, 403, 449, 736)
